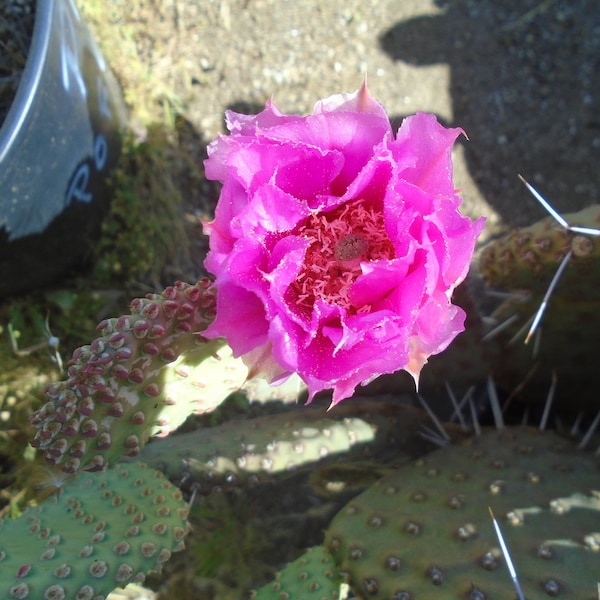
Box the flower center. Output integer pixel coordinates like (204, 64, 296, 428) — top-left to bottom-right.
(290, 200, 395, 315)
(334, 233, 370, 262)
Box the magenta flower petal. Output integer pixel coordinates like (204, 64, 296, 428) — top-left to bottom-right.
(207, 281, 269, 355)
(314, 82, 391, 119)
(225, 99, 301, 136)
(203, 84, 485, 405)
(391, 112, 464, 196)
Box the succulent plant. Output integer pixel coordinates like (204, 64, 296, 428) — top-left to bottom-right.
(479, 205, 600, 298)
(139, 409, 376, 488)
(478, 205, 600, 413)
(11, 203, 598, 600)
(0, 462, 190, 600)
(324, 426, 600, 599)
(29, 279, 248, 474)
(1, 279, 250, 599)
(138, 400, 439, 493)
(250, 546, 340, 600)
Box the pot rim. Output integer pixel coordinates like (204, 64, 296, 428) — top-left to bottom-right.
(0, 0, 54, 163)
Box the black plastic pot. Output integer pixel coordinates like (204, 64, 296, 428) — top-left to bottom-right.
(0, 0, 127, 298)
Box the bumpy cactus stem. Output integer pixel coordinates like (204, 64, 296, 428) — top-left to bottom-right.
(479, 205, 600, 299)
(29, 279, 248, 474)
(139, 409, 378, 488)
(250, 546, 340, 599)
(0, 462, 190, 600)
(478, 205, 600, 412)
(324, 427, 600, 599)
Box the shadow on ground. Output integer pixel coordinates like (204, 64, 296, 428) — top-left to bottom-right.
(380, 0, 600, 227)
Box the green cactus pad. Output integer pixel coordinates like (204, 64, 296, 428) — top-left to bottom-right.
(325, 427, 600, 599)
(0, 462, 190, 599)
(250, 546, 340, 600)
(138, 407, 379, 489)
(478, 206, 600, 412)
(29, 279, 248, 474)
(480, 205, 600, 299)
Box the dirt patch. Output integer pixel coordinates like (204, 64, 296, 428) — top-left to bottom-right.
(84, 0, 600, 241)
(3, 0, 600, 280)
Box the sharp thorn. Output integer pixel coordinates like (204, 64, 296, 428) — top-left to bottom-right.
(445, 381, 468, 430)
(518, 174, 569, 229)
(524, 249, 573, 344)
(489, 507, 527, 600)
(469, 395, 481, 437)
(484, 289, 531, 302)
(487, 376, 504, 430)
(450, 385, 475, 432)
(539, 372, 557, 432)
(531, 325, 542, 358)
(481, 314, 519, 342)
(524, 310, 545, 346)
(188, 482, 201, 507)
(579, 410, 600, 450)
(570, 412, 584, 437)
(509, 315, 534, 346)
(415, 394, 451, 442)
(482, 316, 499, 326)
(419, 426, 451, 447)
(569, 225, 600, 237)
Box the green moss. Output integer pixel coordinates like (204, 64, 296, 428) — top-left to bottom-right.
(147, 492, 272, 598)
(92, 127, 191, 288)
(0, 343, 52, 483)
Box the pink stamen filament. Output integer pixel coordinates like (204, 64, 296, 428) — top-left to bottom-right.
(289, 200, 395, 315)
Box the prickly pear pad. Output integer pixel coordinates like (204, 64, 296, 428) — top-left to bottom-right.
(251, 546, 340, 600)
(480, 205, 600, 297)
(325, 428, 600, 599)
(30, 279, 248, 474)
(0, 462, 190, 600)
(139, 408, 377, 488)
(479, 205, 600, 413)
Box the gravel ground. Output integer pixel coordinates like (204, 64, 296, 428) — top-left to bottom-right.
(99, 0, 600, 244)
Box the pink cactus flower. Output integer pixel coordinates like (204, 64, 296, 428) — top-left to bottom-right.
(203, 83, 485, 405)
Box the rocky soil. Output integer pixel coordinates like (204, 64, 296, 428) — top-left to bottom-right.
(95, 0, 600, 242)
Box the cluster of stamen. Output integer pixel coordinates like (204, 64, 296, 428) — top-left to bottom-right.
(289, 200, 395, 315)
